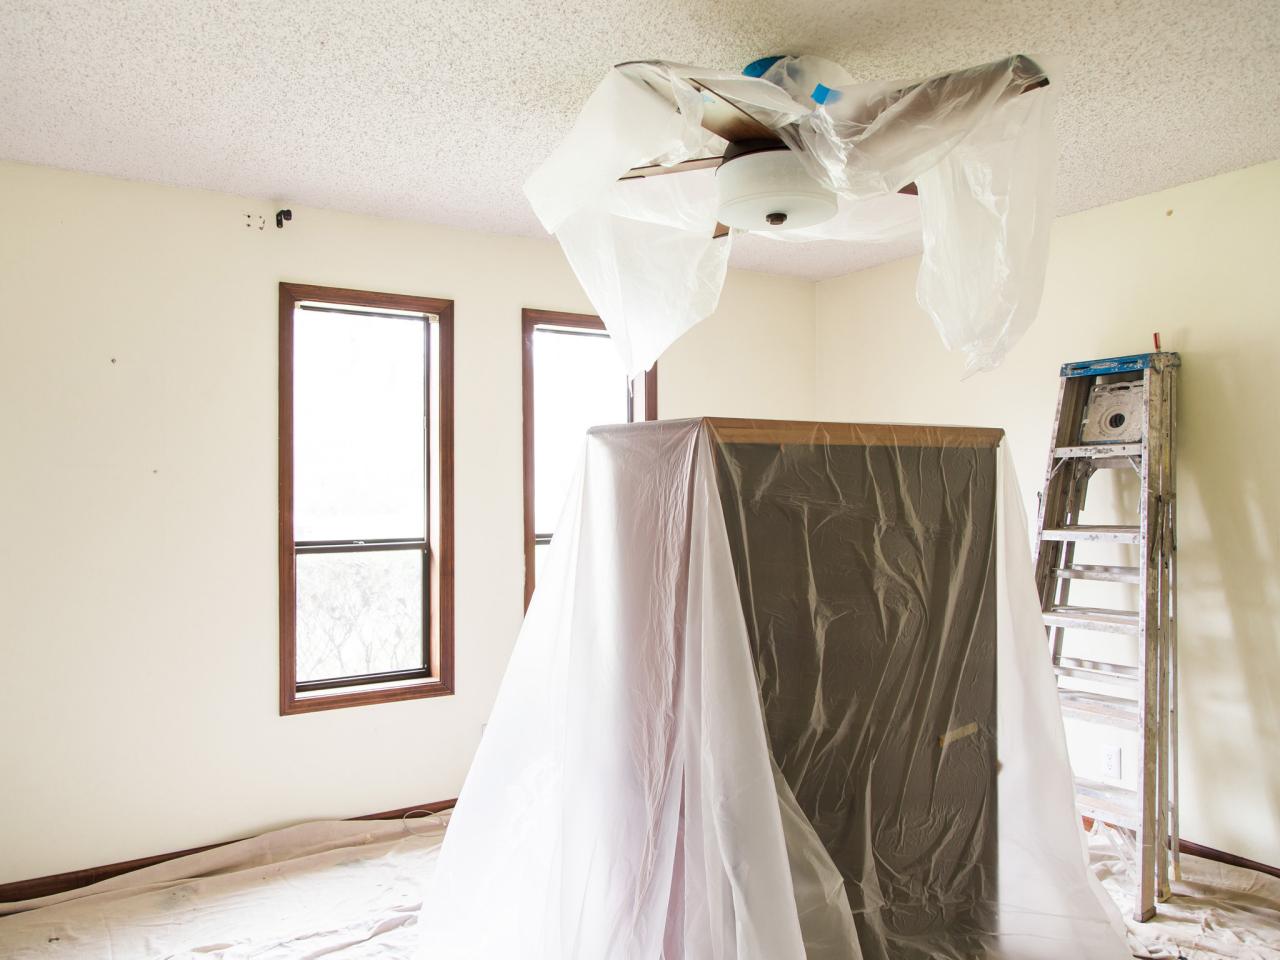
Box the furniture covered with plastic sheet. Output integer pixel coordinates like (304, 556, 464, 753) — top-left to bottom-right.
(421, 417, 1129, 959)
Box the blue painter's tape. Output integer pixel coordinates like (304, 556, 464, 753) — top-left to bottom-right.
(812, 82, 836, 105)
(743, 56, 784, 78)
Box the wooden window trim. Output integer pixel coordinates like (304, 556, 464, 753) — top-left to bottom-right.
(279, 283, 455, 715)
(521, 308, 657, 610)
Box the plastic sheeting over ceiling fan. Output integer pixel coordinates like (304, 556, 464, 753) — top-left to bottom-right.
(525, 53, 1059, 377)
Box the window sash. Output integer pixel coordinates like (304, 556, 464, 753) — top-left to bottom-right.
(291, 304, 431, 687)
(294, 538, 429, 553)
(291, 539, 432, 692)
(293, 304, 431, 544)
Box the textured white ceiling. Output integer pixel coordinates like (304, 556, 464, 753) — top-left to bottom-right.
(2, 1, 1277, 279)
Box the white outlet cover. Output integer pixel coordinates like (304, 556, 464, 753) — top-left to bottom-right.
(1102, 744, 1122, 780)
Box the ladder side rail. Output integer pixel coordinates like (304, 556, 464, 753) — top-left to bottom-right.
(1169, 525, 1181, 882)
(1036, 377, 1092, 652)
(1133, 364, 1164, 922)
(1155, 364, 1174, 902)
(1157, 499, 1173, 901)
(1033, 373, 1073, 557)
(1050, 462, 1092, 663)
(1167, 366, 1182, 882)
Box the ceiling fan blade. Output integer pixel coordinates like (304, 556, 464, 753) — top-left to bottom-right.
(618, 62, 784, 146)
(837, 54, 1051, 132)
(623, 159, 921, 196)
(616, 56, 1048, 190)
(687, 79, 785, 144)
(687, 56, 1046, 146)
(619, 155, 724, 181)
(1011, 54, 1051, 93)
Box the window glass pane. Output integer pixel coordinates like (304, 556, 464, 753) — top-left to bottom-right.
(294, 307, 426, 541)
(533, 328, 629, 533)
(295, 550, 423, 682)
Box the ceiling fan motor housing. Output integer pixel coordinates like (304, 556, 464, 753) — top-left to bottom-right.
(715, 147, 838, 232)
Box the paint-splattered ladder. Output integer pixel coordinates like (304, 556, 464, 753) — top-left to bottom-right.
(1033, 351, 1180, 923)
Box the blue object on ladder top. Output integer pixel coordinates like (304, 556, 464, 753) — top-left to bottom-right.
(1060, 352, 1178, 378)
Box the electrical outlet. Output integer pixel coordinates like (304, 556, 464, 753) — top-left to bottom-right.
(1102, 745, 1122, 780)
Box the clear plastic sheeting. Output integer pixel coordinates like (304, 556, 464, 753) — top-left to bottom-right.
(526, 56, 1058, 376)
(421, 418, 1129, 959)
(913, 69, 1058, 373)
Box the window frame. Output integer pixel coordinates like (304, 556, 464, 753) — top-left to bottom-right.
(521, 307, 658, 610)
(279, 282, 455, 715)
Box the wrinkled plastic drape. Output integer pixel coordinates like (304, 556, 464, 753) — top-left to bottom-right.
(526, 56, 1058, 377)
(422, 418, 1129, 959)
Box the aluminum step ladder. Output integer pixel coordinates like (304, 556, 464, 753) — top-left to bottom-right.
(1033, 351, 1180, 922)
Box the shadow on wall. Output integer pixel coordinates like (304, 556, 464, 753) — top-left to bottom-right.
(1179, 343, 1280, 849)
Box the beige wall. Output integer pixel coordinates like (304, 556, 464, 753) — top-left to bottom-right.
(0, 160, 815, 883)
(4, 154, 1275, 881)
(814, 160, 1280, 866)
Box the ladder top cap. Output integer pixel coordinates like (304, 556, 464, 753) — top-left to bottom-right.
(1060, 351, 1181, 378)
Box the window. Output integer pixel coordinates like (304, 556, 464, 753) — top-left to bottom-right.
(279, 283, 453, 714)
(521, 308, 657, 607)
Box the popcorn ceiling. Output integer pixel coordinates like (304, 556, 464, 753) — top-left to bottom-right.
(1, 0, 1275, 280)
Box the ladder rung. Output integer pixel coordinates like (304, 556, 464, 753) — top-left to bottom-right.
(1058, 689, 1141, 729)
(1055, 657, 1139, 684)
(1058, 656, 1138, 677)
(1077, 799, 1139, 830)
(1075, 777, 1140, 829)
(1044, 605, 1139, 634)
(1054, 563, 1141, 584)
(1041, 525, 1140, 544)
(1054, 443, 1143, 460)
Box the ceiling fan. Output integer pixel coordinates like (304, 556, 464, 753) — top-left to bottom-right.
(525, 53, 1059, 377)
(615, 54, 1051, 238)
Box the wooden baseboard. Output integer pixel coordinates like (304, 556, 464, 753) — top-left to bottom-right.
(348, 798, 455, 822)
(1178, 837, 1280, 880)
(0, 798, 456, 905)
(5, 803, 1274, 906)
(1083, 816, 1280, 881)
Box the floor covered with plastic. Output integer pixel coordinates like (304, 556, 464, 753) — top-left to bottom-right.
(1088, 824, 1280, 960)
(0, 814, 1275, 958)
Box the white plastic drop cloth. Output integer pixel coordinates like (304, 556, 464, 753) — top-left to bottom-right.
(3, 809, 1274, 958)
(421, 417, 1130, 959)
(526, 56, 1059, 376)
(1089, 823, 1280, 959)
(0, 817, 449, 958)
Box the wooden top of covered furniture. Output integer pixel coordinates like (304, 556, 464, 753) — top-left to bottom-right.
(704, 417, 1005, 449)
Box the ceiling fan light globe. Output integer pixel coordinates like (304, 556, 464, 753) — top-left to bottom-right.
(715, 149, 837, 232)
